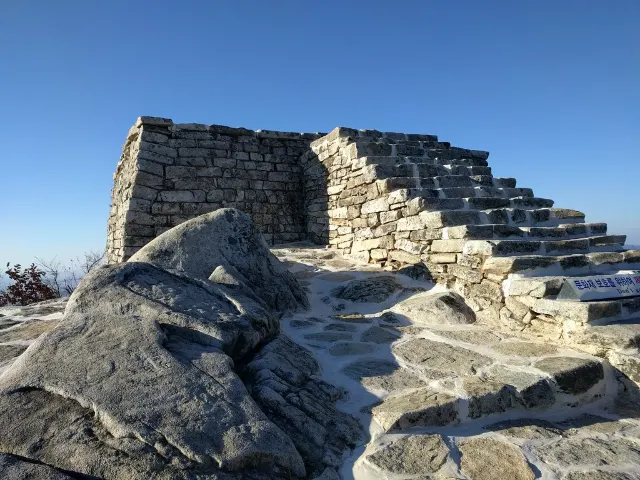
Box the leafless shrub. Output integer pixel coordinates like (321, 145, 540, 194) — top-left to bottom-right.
(36, 250, 106, 296)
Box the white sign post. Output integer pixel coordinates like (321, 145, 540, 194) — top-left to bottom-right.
(557, 273, 640, 302)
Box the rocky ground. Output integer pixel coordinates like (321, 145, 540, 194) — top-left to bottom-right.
(1, 239, 640, 478)
(273, 244, 640, 480)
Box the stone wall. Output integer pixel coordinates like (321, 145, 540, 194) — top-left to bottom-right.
(107, 117, 321, 263)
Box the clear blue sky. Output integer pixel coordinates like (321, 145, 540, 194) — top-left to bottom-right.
(1, 0, 638, 270)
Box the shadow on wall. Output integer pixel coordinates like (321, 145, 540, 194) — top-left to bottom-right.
(301, 148, 331, 246)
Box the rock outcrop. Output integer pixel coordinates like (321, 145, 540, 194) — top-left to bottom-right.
(0, 209, 358, 479)
(130, 208, 309, 312)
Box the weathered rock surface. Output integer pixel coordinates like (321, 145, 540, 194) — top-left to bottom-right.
(242, 335, 362, 477)
(535, 356, 604, 395)
(0, 216, 362, 479)
(366, 434, 448, 475)
(534, 437, 640, 469)
(331, 276, 401, 303)
(130, 208, 308, 312)
(392, 291, 476, 324)
(393, 338, 492, 375)
(458, 437, 535, 480)
(0, 452, 74, 479)
(371, 389, 459, 431)
(0, 262, 304, 478)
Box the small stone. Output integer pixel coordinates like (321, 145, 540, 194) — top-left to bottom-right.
(458, 437, 535, 480)
(366, 434, 449, 475)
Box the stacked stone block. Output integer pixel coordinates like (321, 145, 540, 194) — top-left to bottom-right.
(108, 119, 640, 383)
(299, 128, 640, 354)
(106, 117, 321, 263)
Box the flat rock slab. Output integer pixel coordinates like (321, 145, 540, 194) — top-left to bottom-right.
(328, 342, 377, 357)
(0, 452, 73, 479)
(361, 369, 427, 394)
(463, 377, 518, 418)
(360, 326, 400, 344)
(557, 414, 635, 435)
(535, 356, 604, 394)
(330, 313, 372, 324)
(324, 323, 358, 332)
(393, 291, 475, 325)
(485, 418, 564, 440)
(484, 366, 555, 408)
(331, 276, 402, 303)
(534, 437, 640, 470)
(563, 471, 640, 480)
(366, 434, 448, 475)
(0, 344, 27, 363)
(371, 388, 459, 431)
(0, 318, 20, 331)
(0, 320, 60, 343)
(290, 319, 317, 329)
(393, 338, 493, 375)
(342, 359, 399, 379)
(493, 341, 558, 357)
(304, 332, 353, 343)
(0, 297, 68, 318)
(458, 437, 535, 480)
(433, 328, 501, 345)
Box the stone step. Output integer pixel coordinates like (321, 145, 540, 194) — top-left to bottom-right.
(483, 250, 640, 277)
(376, 175, 517, 191)
(464, 236, 626, 257)
(415, 208, 586, 229)
(446, 222, 607, 240)
(352, 155, 490, 169)
(532, 296, 640, 326)
(566, 319, 640, 355)
(370, 351, 607, 432)
(403, 197, 556, 215)
(363, 163, 514, 187)
(348, 139, 490, 161)
(388, 186, 536, 202)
